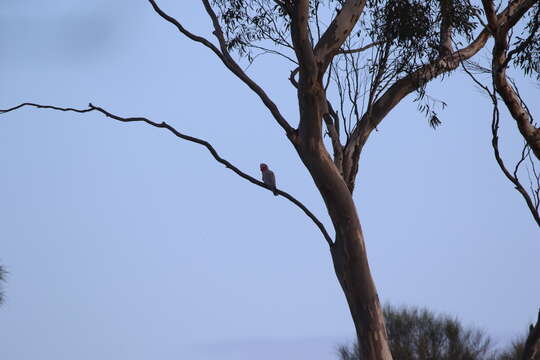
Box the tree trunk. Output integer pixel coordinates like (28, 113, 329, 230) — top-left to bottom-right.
(331, 225, 392, 360)
(296, 143, 393, 360)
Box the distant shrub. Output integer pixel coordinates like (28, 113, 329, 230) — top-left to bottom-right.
(0, 265, 6, 305)
(498, 334, 540, 360)
(498, 340, 526, 360)
(338, 304, 496, 360)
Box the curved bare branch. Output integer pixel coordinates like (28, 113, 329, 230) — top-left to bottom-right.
(148, 0, 296, 139)
(337, 41, 385, 55)
(148, 0, 223, 57)
(0, 102, 334, 246)
(461, 63, 540, 227)
(490, 100, 540, 227)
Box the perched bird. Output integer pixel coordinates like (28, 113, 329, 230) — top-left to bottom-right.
(260, 163, 278, 196)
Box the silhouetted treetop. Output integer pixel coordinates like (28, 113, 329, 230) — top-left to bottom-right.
(211, 0, 480, 66)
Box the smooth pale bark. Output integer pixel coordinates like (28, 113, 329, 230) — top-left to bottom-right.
(491, 32, 540, 160)
(314, 0, 367, 76)
(332, 235, 392, 360)
(289, 3, 489, 358)
(493, 66, 540, 160)
(291, 3, 392, 353)
(483, 0, 540, 160)
(294, 139, 392, 360)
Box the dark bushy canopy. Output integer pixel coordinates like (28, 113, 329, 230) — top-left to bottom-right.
(338, 305, 535, 360)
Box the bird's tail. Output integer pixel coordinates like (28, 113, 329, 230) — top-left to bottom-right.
(273, 187, 278, 196)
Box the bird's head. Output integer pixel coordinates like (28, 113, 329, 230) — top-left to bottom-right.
(260, 163, 268, 172)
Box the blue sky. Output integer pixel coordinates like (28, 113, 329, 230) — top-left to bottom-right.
(0, 1, 538, 360)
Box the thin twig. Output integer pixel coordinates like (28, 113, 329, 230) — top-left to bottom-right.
(461, 62, 540, 227)
(337, 41, 385, 55)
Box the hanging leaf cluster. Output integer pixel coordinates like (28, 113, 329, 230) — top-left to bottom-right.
(366, 0, 480, 75)
(511, 2, 540, 80)
(211, 0, 292, 59)
(210, 0, 482, 131)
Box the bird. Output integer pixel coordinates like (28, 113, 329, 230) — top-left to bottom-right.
(260, 163, 278, 196)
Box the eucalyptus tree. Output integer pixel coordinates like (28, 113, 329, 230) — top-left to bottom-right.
(1, 1, 537, 359)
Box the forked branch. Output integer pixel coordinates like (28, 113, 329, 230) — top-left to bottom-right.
(341, 0, 537, 189)
(0, 103, 333, 246)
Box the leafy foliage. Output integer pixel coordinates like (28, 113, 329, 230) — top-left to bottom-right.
(210, 0, 481, 134)
(212, 0, 480, 68)
(511, 2, 540, 80)
(211, 0, 292, 59)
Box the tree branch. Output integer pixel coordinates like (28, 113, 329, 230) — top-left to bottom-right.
(148, 0, 296, 139)
(337, 41, 385, 55)
(148, 0, 223, 57)
(439, 0, 454, 57)
(490, 106, 540, 227)
(342, 27, 491, 179)
(0, 102, 334, 247)
(290, 0, 318, 79)
(461, 63, 540, 227)
(341, 0, 535, 181)
(499, 0, 538, 31)
(324, 101, 344, 174)
(482, 0, 498, 30)
(313, 0, 367, 76)
(484, 0, 540, 160)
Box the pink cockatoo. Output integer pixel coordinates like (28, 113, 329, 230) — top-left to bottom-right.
(260, 163, 278, 196)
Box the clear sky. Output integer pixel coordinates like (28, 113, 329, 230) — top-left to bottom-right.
(0, 1, 538, 360)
